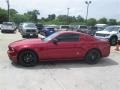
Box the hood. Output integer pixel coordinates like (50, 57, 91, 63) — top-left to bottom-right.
(9, 39, 44, 47)
(96, 30, 117, 34)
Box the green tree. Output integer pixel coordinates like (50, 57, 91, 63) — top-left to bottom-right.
(108, 19, 117, 25)
(117, 21, 120, 25)
(12, 14, 30, 24)
(76, 15, 84, 22)
(9, 9, 18, 21)
(0, 8, 8, 23)
(98, 18, 107, 24)
(48, 14, 56, 20)
(87, 18, 97, 26)
(56, 15, 68, 25)
(25, 10, 40, 23)
(10, 9, 17, 16)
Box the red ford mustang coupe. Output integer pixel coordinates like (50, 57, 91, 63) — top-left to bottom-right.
(8, 31, 110, 67)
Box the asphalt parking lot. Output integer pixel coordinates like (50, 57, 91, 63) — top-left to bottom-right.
(0, 32, 120, 90)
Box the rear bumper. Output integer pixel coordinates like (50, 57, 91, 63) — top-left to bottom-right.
(7, 50, 17, 63)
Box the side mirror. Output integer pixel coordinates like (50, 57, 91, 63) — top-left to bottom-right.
(52, 38, 58, 44)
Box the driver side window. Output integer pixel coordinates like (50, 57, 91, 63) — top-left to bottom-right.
(56, 33, 80, 42)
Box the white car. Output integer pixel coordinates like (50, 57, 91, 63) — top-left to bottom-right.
(59, 25, 70, 31)
(1, 22, 16, 33)
(95, 25, 120, 46)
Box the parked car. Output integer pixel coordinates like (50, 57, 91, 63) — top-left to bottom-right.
(42, 27, 56, 37)
(36, 23, 44, 33)
(45, 25, 59, 31)
(59, 25, 70, 31)
(77, 25, 89, 33)
(95, 24, 107, 31)
(88, 26, 98, 36)
(19, 23, 38, 38)
(1, 22, 16, 33)
(8, 31, 110, 67)
(95, 25, 120, 46)
(18, 23, 23, 32)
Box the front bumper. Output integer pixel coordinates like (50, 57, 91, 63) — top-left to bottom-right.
(7, 50, 17, 63)
(95, 36, 110, 40)
(21, 32, 38, 35)
(1, 29, 15, 32)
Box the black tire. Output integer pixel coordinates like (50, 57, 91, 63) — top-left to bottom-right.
(1, 30, 4, 33)
(85, 49, 101, 64)
(22, 35, 25, 38)
(109, 36, 118, 46)
(12, 31, 15, 33)
(22, 35, 28, 38)
(18, 50, 38, 67)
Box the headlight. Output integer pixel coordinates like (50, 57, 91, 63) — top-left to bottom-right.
(9, 46, 16, 51)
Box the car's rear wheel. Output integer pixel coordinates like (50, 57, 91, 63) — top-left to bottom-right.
(85, 49, 101, 64)
(109, 36, 118, 46)
(18, 50, 38, 67)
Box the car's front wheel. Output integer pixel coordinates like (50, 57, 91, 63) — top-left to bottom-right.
(109, 36, 118, 46)
(18, 50, 38, 67)
(85, 49, 101, 64)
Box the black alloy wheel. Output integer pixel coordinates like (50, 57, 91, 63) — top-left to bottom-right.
(18, 50, 38, 67)
(85, 49, 101, 64)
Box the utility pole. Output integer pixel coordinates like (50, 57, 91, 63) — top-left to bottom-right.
(67, 8, 70, 25)
(85, 1, 92, 21)
(6, 0, 10, 22)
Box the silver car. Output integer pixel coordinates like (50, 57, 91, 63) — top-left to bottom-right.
(77, 25, 89, 33)
(19, 23, 38, 38)
(1, 22, 16, 33)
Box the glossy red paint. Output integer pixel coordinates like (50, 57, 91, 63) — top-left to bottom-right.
(7, 31, 110, 63)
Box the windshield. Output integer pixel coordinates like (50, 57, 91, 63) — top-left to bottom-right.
(3, 22, 13, 26)
(45, 28, 54, 31)
(25, 23, 36, 28)
(43, 32, 60, 42)
(104, 26, 120, 32)
(80, 26, 87, 29)
(98, 27, 105, 31)
(61, 26, 69, 29)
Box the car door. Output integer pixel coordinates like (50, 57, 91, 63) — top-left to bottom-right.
(42, 33, 81, 60)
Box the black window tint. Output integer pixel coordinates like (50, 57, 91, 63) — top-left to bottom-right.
(80, 26, 87, 29)
(56, 33, 80, 42)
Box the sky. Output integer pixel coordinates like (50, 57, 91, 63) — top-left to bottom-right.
(0, 0, 120, 20)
